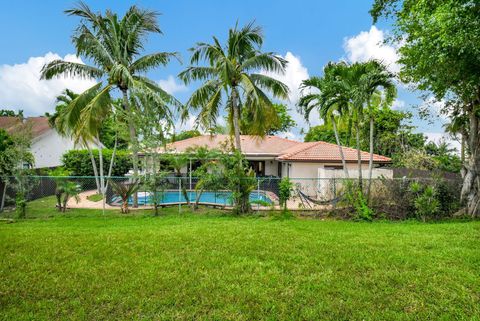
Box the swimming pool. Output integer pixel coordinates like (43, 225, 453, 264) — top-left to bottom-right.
(113, 190, 273, 206)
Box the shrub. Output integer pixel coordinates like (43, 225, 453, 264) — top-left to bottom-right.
(409, 181, 440, 221)
(343, 182, 374, 221)
(278, 177, 294, 213)
(62, 149, 132, 177)
(220, 151, 256, 214)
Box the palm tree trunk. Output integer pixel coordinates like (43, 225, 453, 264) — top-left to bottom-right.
(367, 117, 374, 201)
(331, 115, 349, 179)
(122, 89, 139, 208)
(97, 135, 106, 214)
(355, 121, 363, 193)
(86, 142, 101, 193)
(231, 88, 242, 152)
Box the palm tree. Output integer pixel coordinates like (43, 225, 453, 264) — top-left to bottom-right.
(178, 22, 289, 152)
(109, 179, 140, 214)
(41, 2, 180, 207)
(298, 62, 352, 179)
(355, 61, 396, 199)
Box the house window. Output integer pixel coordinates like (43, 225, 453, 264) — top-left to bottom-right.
(324, 165, 344, 170)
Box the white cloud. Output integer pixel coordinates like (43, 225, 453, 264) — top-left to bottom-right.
(261, 51, 321, 129)
(0, 52, 96, 116)
(392, 99, 406, 110)
(278, 131, 297, 141)
(421, 96, 447, 119)
(344, 26, 400, 73)
(425, 132, 461, 154)
(157, 75, 188, 95)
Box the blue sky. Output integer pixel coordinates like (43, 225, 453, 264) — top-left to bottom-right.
(0, 0, 450, 145)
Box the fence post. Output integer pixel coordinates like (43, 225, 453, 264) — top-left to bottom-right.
(178, 177, 181, 213)
(257, 178, 260, 211)
(333, 178, 337, 209)
(189, 159, 192, 191)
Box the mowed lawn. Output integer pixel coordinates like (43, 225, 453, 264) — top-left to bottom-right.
(0, 198, 479, 320)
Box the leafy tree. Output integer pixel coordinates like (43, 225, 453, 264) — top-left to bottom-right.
(41, 2, 180, 207)
(0, 120, 34, 214)
(304, 124, 348, 144)
(371, 0, 480, 216)
(242, 103, 296, 135)
(179, 21, 289, 152)
(62, 149, 132, 177)
(172, 130, 201, 142)
(425, 141, 462, 173)
(0, 109, 23, 117)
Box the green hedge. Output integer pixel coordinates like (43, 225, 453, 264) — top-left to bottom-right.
(62, 149, 133, 177)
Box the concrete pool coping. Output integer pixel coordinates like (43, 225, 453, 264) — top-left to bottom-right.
(68, 189, 332, 211)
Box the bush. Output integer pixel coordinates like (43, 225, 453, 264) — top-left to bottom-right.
(342, 182, 374, 221)
(62, 149, 132, 177)
(409, 181, 439, 221)
(278, 177, 293, 213)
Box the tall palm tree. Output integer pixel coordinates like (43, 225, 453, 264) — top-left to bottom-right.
(178, 22, 289, 152)
(41, 2, 180, 206)
(298, 62, 352, 179)
(356, 61, 396, 199)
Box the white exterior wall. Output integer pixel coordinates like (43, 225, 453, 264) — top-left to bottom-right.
(264, 160, 278, 176)
(285, 161, 393, 197)
(30, 130, 79, 168)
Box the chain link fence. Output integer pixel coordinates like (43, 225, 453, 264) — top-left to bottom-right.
(0, 175, 463, 218)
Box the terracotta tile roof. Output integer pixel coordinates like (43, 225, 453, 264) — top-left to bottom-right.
(277, 140, 391, 163)
(0, 116, 51, 138)
(156, 134, 391, 163)
(163, 134, 301, 155)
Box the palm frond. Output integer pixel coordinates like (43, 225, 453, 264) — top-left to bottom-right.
(178, 66, 217, 84)
(40, 60, 104, 80)
(130, 52, 180, 73)
(249, 73, 289, 100)
(241, 53, 287, 74)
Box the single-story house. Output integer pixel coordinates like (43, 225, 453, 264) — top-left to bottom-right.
(0, 116, 82, 169)
(150, 134, 392, 198)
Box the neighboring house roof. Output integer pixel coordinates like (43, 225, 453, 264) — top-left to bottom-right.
(162, 134, 391, 163)
(0, 116, 51, 139)
(277, 141, 391, 163)
(163, 134, 300, 156)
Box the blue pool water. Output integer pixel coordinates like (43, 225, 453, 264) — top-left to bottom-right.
(115, 191, 273, 206)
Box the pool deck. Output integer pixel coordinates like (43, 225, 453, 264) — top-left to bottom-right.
(69, 189, 332, 211)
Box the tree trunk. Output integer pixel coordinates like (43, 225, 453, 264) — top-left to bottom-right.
(0, 180, 7, 212)
(55, 191, 62, 211)
(62, 194, 69, 213)
(355, 121, 363, 193)
(461, 106, 480, 217)
(193, 187, 205, 210)
(176, 169, 190, 205)
(367, 117, 374, 201)
(86, 142, 101, 193)
(122, 89, 139, 208)
(331, 115, 349, 179)
(97, 135, 106, 214)
(231, 88, 242, 152)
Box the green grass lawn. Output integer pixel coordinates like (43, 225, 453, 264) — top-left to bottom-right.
(0, 197, 479, 320)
